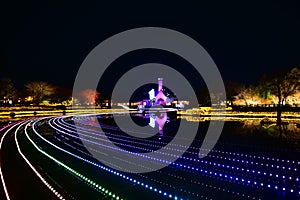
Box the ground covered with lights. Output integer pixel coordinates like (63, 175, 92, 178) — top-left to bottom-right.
(0, 113, 300, 200)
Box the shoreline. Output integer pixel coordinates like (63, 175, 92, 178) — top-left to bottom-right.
(0, 107, 299, 123)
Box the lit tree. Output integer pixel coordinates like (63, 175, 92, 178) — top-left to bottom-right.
(260, 67, 300, 123)
(80, 89, 99, 105)
(25, 81, 54, 104)
(0, 78, 17, 102)
(238, 85, 262, 106)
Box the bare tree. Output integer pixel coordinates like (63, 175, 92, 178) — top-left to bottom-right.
(80, 89, 99, 105)
(25, 81, 54, 104)
(260, 67, 300, 123)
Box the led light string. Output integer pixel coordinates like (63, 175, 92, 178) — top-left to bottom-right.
(59, 116, 300, 194)
(32, 117, 184, 200)
(14, 121, 66, 200)
(50, 117, 295, 196)
(53, 122, 288, 196)
(0, 121, 21, 200)
(51, 119, 262, 199)
(24, 121, 124, 200)
(60, 116, 300, 172)
(53, 117, 300, 186)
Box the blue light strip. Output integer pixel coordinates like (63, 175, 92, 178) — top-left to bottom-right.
(59, 115, 300, 173)
(51, 116, 299, 194)
(32, 117, 184, 200)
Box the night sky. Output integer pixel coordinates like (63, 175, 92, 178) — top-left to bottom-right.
(0, 1, 300, 93)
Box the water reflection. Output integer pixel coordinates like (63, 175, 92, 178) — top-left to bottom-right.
(141, 113, 300, 141)
(175, 115, 300, 152)
(236, 118, 300, 139)
(144, 113, 168, 136)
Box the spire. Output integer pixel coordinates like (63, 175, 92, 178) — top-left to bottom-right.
(158, 78, 163, 91)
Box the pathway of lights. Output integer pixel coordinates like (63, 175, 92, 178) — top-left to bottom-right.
(53, 116, 300, 184)
(48, 118, 256, 199)
(43, 117, 292, 198)
(23, 121, 124, 200)
(66, 115, 300, 176)
(2, 116, 288, 199)
(50, 122, 293, 196)
(32, 118, 183, 200)
(51, 115, 300, 195)
(53, 135, 237, 199)
(59, 116, 300, 173)
(14, 122, 65, 200)
(77, 115, 299, 162)
(66, 115, 300, 167)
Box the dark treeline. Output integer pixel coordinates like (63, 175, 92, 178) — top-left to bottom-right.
(0, 79, 72, 105)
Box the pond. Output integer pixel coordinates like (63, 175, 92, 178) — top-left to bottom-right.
(70, 113, 300, 199)
(97, 113, 300, 159)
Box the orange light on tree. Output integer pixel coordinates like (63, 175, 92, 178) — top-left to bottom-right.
(80, 89, 99, 105)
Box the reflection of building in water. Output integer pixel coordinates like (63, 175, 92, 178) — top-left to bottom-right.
(243, 120, 300, 139)
(147, 113, 168, 135)
(149, 115, 156, 128)
(156, 113, 167, 135)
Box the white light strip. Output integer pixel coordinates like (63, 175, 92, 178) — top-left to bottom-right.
(26, 119, 123, 200)
(33, 117, 182, 199)
(0, 122, 22, 200)
(14, 121, 65, 200)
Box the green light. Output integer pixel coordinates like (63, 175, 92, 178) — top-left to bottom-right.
(24, 123, 123, 200)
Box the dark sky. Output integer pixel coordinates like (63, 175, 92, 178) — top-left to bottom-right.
(0, 1, 300, 92)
